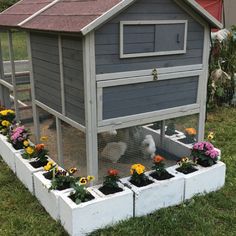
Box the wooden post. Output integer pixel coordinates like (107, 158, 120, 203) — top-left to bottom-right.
(198, 26, 210, 141)
(160, 120, 166, 148)
(83, 31, 98, 182)
(26, 32, 40, 143)
(56, 117, 64, 167)
(8, 31, 20, 121)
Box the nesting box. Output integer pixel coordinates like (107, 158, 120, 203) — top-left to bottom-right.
(0, 0, 222, 178)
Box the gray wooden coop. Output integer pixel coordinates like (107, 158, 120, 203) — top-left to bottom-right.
(0, 0, 222, 179)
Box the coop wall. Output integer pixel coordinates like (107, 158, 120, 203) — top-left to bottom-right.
(95, 0, 204, 74)
(30, 32, 85, 126)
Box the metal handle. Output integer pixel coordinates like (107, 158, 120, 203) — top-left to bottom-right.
(152, 68, 158, 81)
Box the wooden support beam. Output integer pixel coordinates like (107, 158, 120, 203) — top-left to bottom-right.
(56, 117, 64, 167)
(8, 31, 20, 121)
(26, 32, 40, 143)
(83, 31, 98, 182)
(160, 120, 166, 148)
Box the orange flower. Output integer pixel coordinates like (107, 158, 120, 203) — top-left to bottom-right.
(108, 169, 119, 176)
(35, 143, 45, 151)
(185, 128, 197, 136)
(153, 155, 165, 163)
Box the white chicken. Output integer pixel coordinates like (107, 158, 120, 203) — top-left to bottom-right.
(141, 135, 156, 159)
(101, 142, 127, 163)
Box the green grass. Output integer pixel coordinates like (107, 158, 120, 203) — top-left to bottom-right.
(1, 31, 28, 61)
(1, 107, 236, 236)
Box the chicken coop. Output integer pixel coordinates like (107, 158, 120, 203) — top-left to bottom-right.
(0, 0, 222, 181)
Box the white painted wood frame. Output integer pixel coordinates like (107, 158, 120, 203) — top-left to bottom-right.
(26, 32, 40, 143)
(120, 20, 188, 59)
(83, 31, 98, 182)
(0, 34, 5, 104)
(8, 31, 20, 121)
(56, 117, 64, 167)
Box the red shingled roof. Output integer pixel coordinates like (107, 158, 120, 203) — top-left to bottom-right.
(0, 0, 222, 34)
(0, 0, 55, 27)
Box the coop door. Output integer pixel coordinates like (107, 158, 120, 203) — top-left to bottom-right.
(97, 71, 202, 127)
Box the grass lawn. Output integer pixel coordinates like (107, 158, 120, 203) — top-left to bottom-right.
(0, 107, 236, 236)
(0, 31, 28, 61)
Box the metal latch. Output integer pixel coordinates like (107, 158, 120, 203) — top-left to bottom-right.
(152, 68, 158, 81)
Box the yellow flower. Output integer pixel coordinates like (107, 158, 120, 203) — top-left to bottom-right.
(136, 167, 144, 175)
(43, 161, 55, 171)
(79, 177, 87, 185)
(23, 140, 29, 147)
(40, 136, 48, 142)
(69, 167, 77, 174)
(1, 120, 10, 127)
(87, 175, 95, 181)
(0, 110, 8, 116)
(7, 110, 15, 114)
(26, 146, 34, 155)
(207, 132, 214, 141)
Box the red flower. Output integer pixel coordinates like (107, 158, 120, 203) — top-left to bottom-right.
(35, 143, 45, 151)
(153, 155, 165, 163)
(108, 169, 119, 176)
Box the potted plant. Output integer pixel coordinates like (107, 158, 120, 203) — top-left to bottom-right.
(29, 143, 49, 168)
(69, 176, 95, 204)
(165, 122, 176, 136)
(176, 157, 198, 174)
(191, 141, 220, 167)
(178, 128, 197, 144)
(0, 109, 15, 136)
(129, 164, 153, 187)
(33, 166, 78, 220)
(98, 169, 123, 195)
(60, 174, 133, 236)
(150, 155, 174, 180)
(9, 125, 30, 150)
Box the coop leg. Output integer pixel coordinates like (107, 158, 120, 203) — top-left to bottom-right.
(160, 120, 166, 148)
(56, 117, 64, 167)
(3, 87, 11, 108)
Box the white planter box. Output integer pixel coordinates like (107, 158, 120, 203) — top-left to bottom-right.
(0, 134, 23, 173)
(60, 183, 133, 236)
(168, 161, 226, 200)
(33, 171, 71, 220)
(120, 168, 185, 217)
(15, 153, 48, 194)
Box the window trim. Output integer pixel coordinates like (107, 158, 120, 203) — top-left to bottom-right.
(120, 20, 188, 58)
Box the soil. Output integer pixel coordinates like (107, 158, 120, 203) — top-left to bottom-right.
(176, 166, 198, 175)
(98, 186, 123, 195)
(12, 143, 24, 150)
(69, 193, 95, 203)
(197, 159, 216, 167)
(150, 171, 174, 181)
(43, 171, 53, 180)
(30, 159, 48, 169)
(178, 137, 195, 144)
(165, 131, 178, 136)
(56, 182, 71, 191)
(129, 178, 154, 188)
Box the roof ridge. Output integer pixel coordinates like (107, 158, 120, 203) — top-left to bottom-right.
(18, 0, 62, 27)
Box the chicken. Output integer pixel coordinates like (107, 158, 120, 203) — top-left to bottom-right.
(141, 135, 156, 159)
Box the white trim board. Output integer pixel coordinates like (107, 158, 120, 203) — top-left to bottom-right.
(120, 20, 188, 59)
(97, 70, 202, 88)
(97, 104, 200, 133)
(34, 100, 86, 133)
(81, 0, 222, 35)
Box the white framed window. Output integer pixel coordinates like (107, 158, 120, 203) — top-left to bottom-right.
(120, 20, 188, 58)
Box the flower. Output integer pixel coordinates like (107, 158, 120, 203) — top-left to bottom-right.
(1, 120, 10, 127)
(207, 132, 214, 141)
(43, 161, 55, 171)
(130, 164, 145, 175)
(35, 143, 45, 151)
(79, 177, 87, 185)
(23, 140, 29, 147)
(153, 155, 165, 163)
(26, 146, 34, 155)
(40, 136, 48, 142)
(185, 128, 197, 136)
(87, 175, 95, 181)
(108, 169, 119, 176)
(69, 167, 77, 174)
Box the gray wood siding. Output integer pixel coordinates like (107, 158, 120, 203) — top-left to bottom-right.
(31, 32, 62, 112)
(103, 77, 199, 119)
(62, 36, 85, 125)
(95, 0, 204, 74)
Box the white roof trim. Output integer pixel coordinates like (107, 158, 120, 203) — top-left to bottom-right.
(18, 0, 61, 26)
(81, 0, 222, 35)
(81, 0, 138, 35)
(185, 0, 223, 29)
